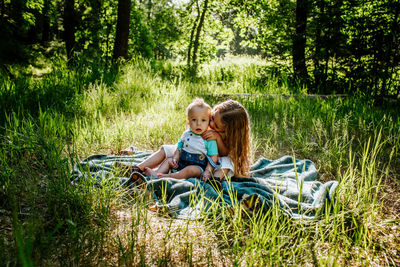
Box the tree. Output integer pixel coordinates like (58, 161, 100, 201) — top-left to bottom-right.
(308, 0, 346, 92)
(113, 0, 132, 60)
(187, 0, 210, 72)
(191, 0, 209, 67)
(41, 0, 51, 43)
(187, 0, 200, 68)
(63, 0, 76, 63)
(292, 0, 309, 86)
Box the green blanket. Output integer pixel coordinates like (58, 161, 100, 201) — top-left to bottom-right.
(71, 151, 338, 219)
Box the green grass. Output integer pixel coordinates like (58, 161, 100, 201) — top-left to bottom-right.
(1, 55, 399, 265)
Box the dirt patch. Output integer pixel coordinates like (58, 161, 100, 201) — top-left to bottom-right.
(107, 199, 233, 266)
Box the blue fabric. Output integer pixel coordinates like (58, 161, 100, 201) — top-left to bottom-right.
(177, 130, 218, 155)
(178, 150, 208, 170)
(176, 150, 206, 177)
(204, 139, 218, 155)
(71, 151, 338, 220)
(177, 139, 183, 149)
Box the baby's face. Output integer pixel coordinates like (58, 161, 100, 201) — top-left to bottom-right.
(188, 106, 210, 135)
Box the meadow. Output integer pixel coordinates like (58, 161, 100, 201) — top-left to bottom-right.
(1, 55, 399, 266)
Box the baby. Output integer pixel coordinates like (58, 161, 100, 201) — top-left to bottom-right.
(144, 98, 218, 181)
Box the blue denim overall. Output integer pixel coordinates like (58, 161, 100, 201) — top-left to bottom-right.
(176, 150, 218, 178)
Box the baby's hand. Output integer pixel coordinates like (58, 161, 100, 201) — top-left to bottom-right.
(202, 129, 219, 141)
(167, 157, 178, 169)
(202, 170, 211, 182)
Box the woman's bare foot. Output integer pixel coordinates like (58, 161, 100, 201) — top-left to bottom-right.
(144, 167, 161, 177)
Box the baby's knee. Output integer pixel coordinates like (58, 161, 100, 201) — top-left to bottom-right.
(157, 146, 166, 156)
(184, 166, 202, 177)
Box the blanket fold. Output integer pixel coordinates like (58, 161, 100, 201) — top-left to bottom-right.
(71, 152, 338, 219)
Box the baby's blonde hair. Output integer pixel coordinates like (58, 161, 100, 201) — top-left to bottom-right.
(213, 100, 251, 177)
(186, 98, 211, 116)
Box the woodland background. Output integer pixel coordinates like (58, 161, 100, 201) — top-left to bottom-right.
(1, 0, 399, 98)
(1, 0, 400, 266)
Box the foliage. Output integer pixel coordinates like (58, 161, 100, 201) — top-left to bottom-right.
(1, 0, 400, 92)
(141, 0, 183, 59)
(0, 0, 47, 63)
(230, 0, 295, 58)
(340, 0, 400, 97)
(227, 0, 400, 97)
(74, 0, 118, 59)
(128, 1, 155, 58)
(307, 0, 347, 93)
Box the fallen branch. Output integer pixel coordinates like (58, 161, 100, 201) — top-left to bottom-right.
(200, 93, 348, 100)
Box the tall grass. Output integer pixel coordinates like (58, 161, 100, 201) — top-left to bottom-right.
(0, 55, 399, 265)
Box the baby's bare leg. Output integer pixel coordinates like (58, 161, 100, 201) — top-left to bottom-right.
(144, 167, 158, 177)
(155, 158, 172, 174)
(144, 159, 170, 177)
(137, 146, 167, 171)
(159, 166, 201, 179)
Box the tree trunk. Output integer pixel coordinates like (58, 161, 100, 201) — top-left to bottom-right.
(187, 0, 201, 68)
(312, 0, 324, 90)
(90, 0, 102, 51)
(106, 23, 112, 64)
(292, 0, 309, 85)
(382, 2, 400, 96)
(1, 0, 4, 19)
(63, 0, 76, 63)
(42, 0, 50, 43)
(187, 21, 196, 68)
(113, 0, 132, 60)
(191, 0, 209, 68)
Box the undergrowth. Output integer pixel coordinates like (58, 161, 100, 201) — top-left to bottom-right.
(0, 55, 399, 265)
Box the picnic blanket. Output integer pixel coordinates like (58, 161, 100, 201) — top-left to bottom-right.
(71, 151, 338, 220)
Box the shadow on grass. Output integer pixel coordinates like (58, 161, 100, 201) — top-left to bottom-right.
(0, 57, 120, 125)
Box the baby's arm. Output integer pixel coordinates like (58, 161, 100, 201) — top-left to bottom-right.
(170, 149, 180, 169)
(214, 137, 228, 156)
(171, 133, 185, 168)
(202, 154, 218, 181)
(151, 149, 180, 175)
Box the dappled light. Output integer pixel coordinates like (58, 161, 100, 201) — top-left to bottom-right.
(1, 0, 399, 265)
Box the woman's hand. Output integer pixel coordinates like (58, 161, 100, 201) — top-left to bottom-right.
(202, 129, 220, 141)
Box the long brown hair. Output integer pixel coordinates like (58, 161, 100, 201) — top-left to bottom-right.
(213, 100, 251, 177)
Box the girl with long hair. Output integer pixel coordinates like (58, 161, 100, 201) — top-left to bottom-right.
(125, 99, 251, 180)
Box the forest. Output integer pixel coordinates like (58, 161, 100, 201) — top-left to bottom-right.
(2, 0, 400, 96)
(1, 0, 400, 265)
